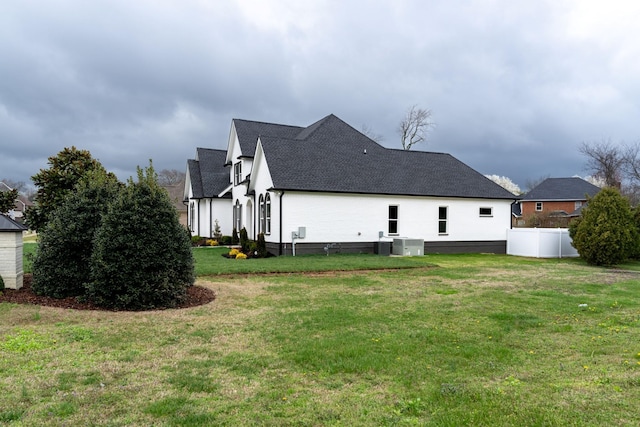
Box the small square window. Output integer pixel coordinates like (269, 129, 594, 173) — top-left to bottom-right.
(479, 207, 492, 217)
(535, 202, 543, 211)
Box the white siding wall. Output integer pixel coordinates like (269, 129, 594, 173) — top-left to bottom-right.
(266, 192, 511, 244)
(190, 198, 234, 238)
(0, 232, 24, 289)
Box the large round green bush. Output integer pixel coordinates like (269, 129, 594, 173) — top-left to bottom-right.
(571, 187, 637, 266)
(31, 172, 120, 298)
(86, 165, 194, 310)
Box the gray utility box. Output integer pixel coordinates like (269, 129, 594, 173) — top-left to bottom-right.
(392, 238, 424, 256)
(374, 241, 391, 256)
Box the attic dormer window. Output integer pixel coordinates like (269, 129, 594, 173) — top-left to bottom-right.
(234, 162, 242, 185)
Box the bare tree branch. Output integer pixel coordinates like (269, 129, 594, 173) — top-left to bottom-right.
(398, 105, 434, 150)
(361, 124, 384, 143)
(158, 169, 186, 186)
(579, 139, 624, 188)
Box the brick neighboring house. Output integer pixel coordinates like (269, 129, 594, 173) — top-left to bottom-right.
(515, 177, 601, 227)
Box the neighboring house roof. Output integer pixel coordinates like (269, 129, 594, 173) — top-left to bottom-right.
(232, 119, 303, 160)
(520, 177, 600, 201)
(186, 148, 230, 199)
(162, 184, 188, 212)
(0, 214, 27, 231)
(257, 114, 516, 199)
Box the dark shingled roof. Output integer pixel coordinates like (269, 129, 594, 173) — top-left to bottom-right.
(0, 214, 27, 231)
(233, 119, 303, 158)
(521, 177, 600, 201)
(258, 115, 516, 199)
(187, 148, 229, 199)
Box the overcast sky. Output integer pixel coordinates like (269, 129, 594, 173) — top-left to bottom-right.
(2, 0, 640, 190)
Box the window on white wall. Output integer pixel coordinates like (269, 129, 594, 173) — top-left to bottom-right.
(190, 202, 195, 232)
(234, 162, 242, 185)
(259, 194, 265, 234)
(265, 194, 272, 234)
(388, 205, 399, 235)
(479, 207, 493, 217)
(234, 200, 242, 231)
(438, 206, 448, 234)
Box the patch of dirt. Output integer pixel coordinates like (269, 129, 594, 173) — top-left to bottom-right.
(0, 274, 216, 311)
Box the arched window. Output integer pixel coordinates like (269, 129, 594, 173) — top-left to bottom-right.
(258, 194, 265, 234)
(265, 193, 271, 234)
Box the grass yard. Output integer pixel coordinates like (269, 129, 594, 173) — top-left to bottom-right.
(3, 247, 640, 425)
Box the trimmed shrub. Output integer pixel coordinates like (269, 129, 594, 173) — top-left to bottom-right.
(239, 227, 249, 253)
(235, 252, 247, 259)
(220, 235, 232, 245)
(256, 233, 268, 258)
(86, 164, 194, 310)
(31, 170, 120, 298)
(228, 248, 240, 257)
(232, 228, 239, 245)
(571, 187, 637, 266)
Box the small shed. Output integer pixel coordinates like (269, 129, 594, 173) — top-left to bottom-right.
(0, 214, 28, 289)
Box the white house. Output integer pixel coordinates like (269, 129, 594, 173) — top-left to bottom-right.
(185, 114, 517, 255)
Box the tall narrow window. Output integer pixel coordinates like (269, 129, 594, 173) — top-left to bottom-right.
(265, 193, 272, 234)
(438, 206, 448, 234)
(258, 194, 265, 234)
(535, 202, 543, 211)
(234, 200, 242, 231)
(388, 205, 399, 235)
(234, 162, 242, 185)
(190, 202, 195, 232)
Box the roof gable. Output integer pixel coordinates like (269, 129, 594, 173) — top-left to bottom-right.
(186, 148, 228, 199)
(231, 119, 303, 159)
(521, 177, 601, 201)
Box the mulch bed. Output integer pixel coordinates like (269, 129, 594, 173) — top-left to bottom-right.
(0, 274, 216, 311)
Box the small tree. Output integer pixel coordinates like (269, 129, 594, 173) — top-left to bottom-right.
(31, 170, 121, 298)
(232, 228, 239, 245)
(213, 219, 222, 241)
(0, 188, 18, 214)
(398, 105, 434, 150)
(570, 187, 637, 266)
(86, 163, 194, 310)
(26, 147, 114, 232)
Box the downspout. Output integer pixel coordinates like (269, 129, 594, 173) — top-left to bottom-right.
(210, 199, 213, 238)
(279, 190, 285, 256)
(197, 199, 201, 236)
(252, 192, 256, 240)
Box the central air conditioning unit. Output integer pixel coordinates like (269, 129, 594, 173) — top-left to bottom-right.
(392, 238, 424, 256)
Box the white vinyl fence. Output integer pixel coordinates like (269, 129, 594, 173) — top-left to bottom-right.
(507, 228, 579, 258)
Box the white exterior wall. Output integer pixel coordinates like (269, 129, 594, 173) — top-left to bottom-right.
(267, 192, 511, 244)
(189, 198, 233, 237)
(0, 232, 24, 289)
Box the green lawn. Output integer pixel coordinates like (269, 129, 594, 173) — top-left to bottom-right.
(5, 246, 640, 425)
